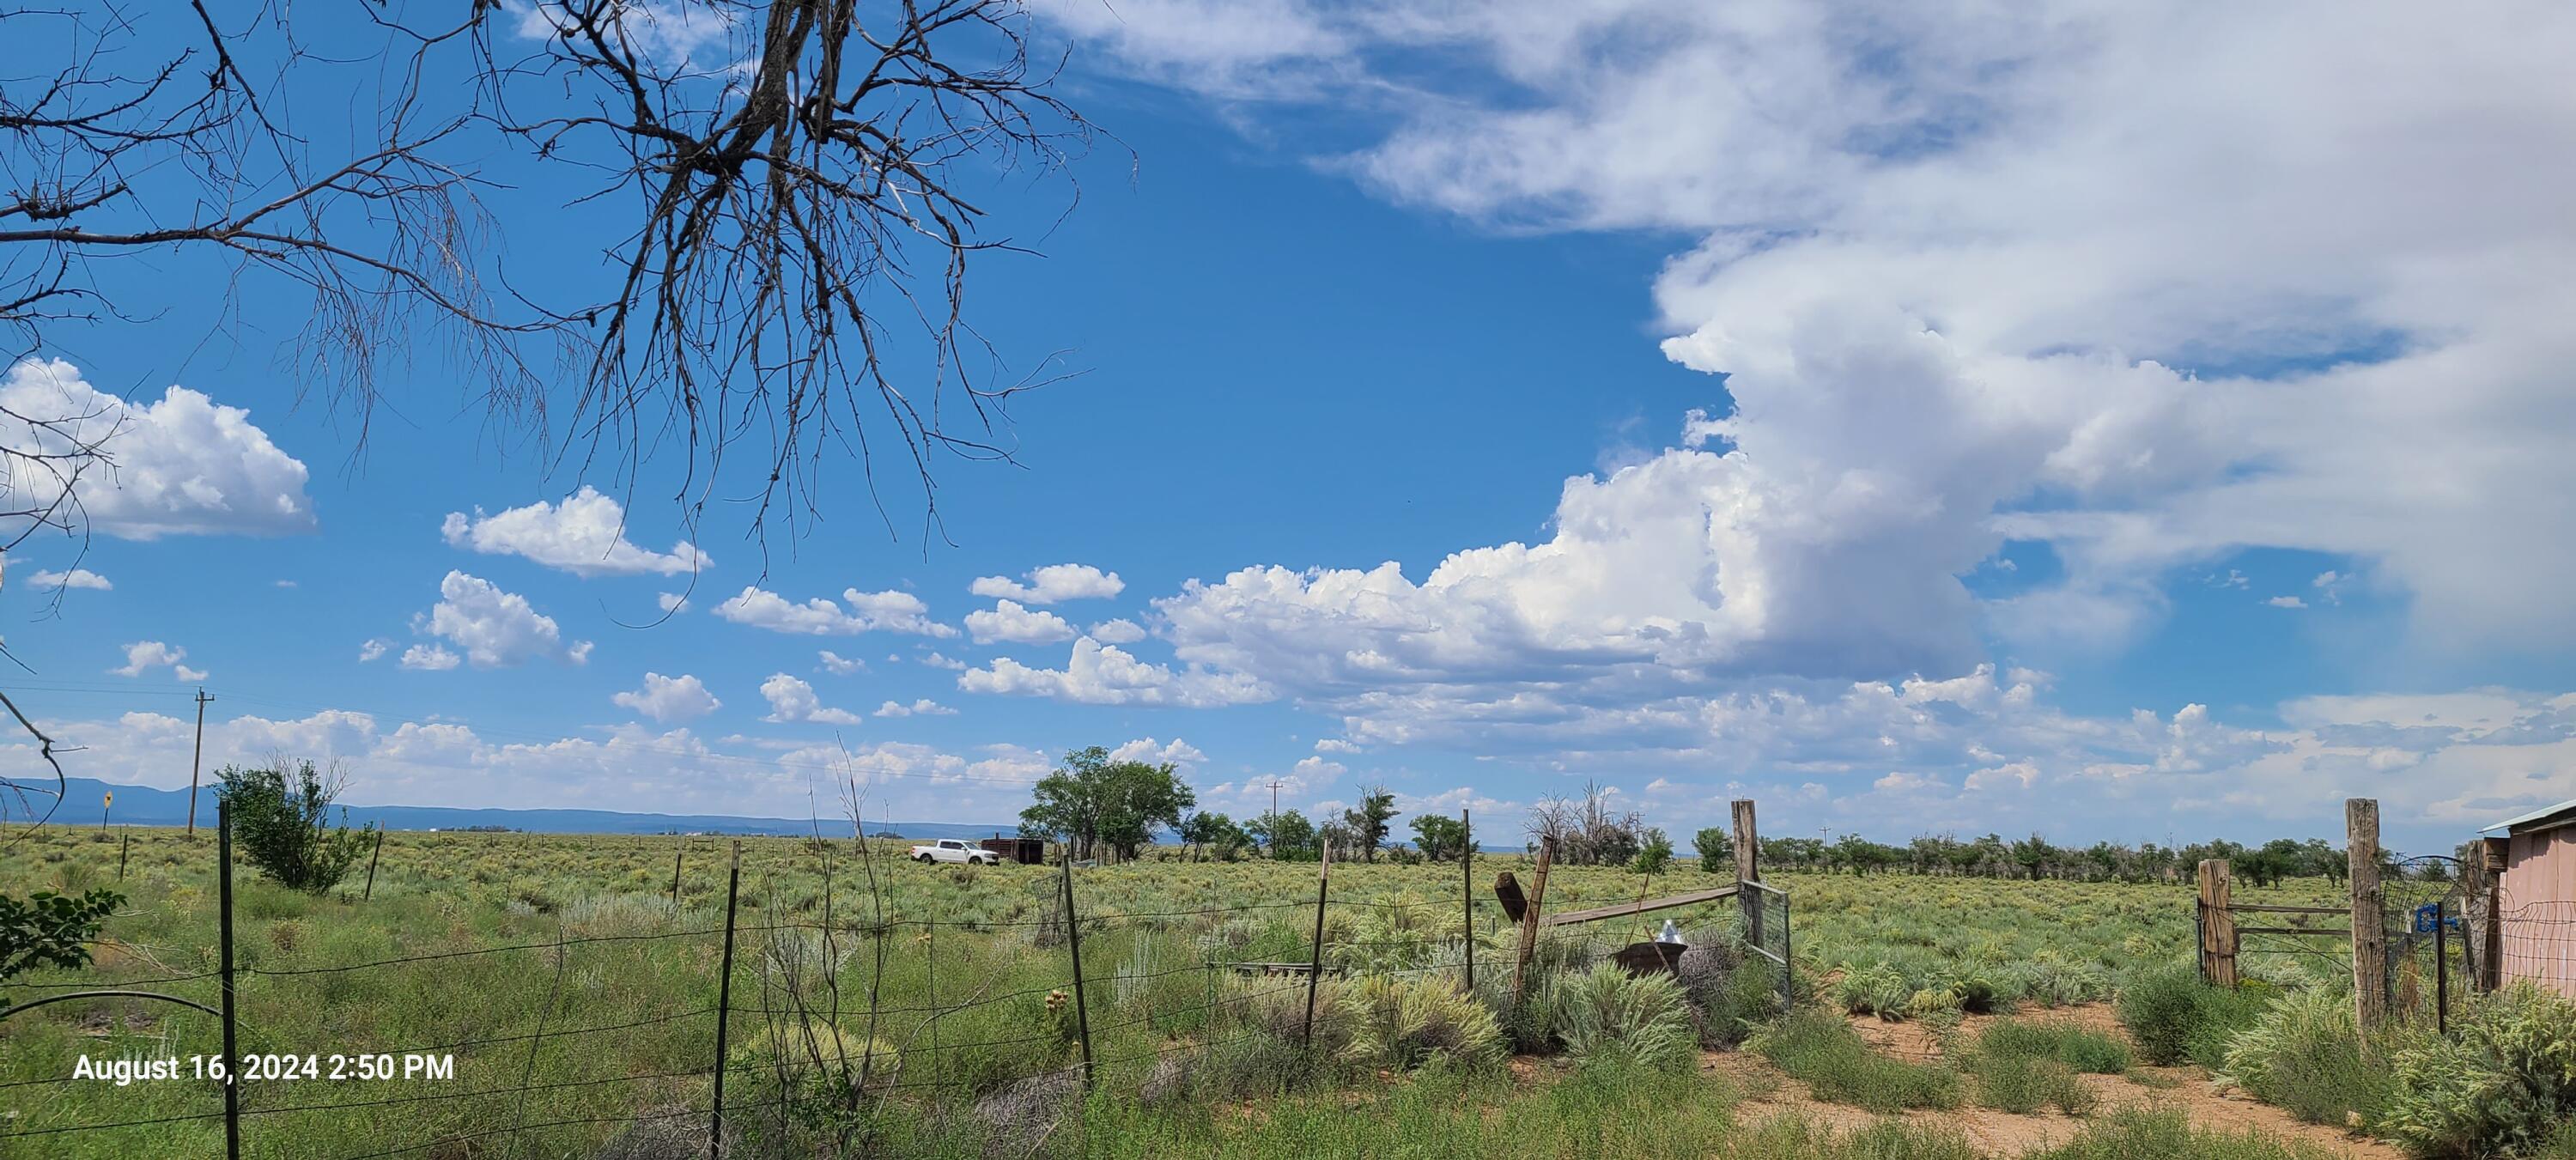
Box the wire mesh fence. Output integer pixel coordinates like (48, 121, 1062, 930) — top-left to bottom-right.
(2, 828, 1781, 1157)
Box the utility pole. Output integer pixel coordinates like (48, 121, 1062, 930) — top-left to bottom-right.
(1266, 779, 1283, 854)
(187, 687, 212, 836)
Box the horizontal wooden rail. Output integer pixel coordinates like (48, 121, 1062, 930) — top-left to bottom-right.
(1540, 884, 1738, 927)
(2227, 903, 2347, 915)
(2237, 925, 2350, 937)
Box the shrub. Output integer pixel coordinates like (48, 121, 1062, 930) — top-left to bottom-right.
(1546, 962, 1697, 1071)
(1339, 975, 1504, 1072)
(2031, 1107, 2338, 1159)
(1838, 962, 1914, 1020)
(1978, 1018, 2132, 1074)
(2379, 982, 2576, 1157)
(217, 759, 374, 893)
(1750, 1007, 1963, 1113)
(1677, 942, 1777, 1048)
(2115, 963, 2264, 1067)
(1971, 1051, 2097, 1116)
(2216, 987, 2390, 1127)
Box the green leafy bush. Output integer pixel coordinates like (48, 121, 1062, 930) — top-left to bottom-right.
(2216, 986, 2391, 1127)
(1546, 962, 1697, 1071)
(1839, 962, 1914, 1019)
(217, 759, 374, 893)
(0, 888, 123, 981)
(2379, 982, 2576, 1157)
(1750, 1007, 1962, 1113)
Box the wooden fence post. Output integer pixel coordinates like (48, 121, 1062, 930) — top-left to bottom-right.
(1062, 854, 1095, 1084)
(709, 842, 742, 1156)
(117, 830, 129, 882)
(2477, 836, 2508, 991)
(1733, 799, 1761, 950)
(2196, 859, 2237, 988)
(1460, 809, 1473, 994)
(1510, 836, 1554, 1004)
(2348, 799, 2387, 1036)
(671, 846, 685, 909)
(1302, 841, 1331, 1048)
(361, 829, 385, 901)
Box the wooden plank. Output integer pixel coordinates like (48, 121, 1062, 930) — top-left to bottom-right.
(1733, 799, 1763, 951)
(2198, 859, 2237, 988)
(1540, 884, 1739, 926)
(2238, 926, 2351, 937)
(2226, 903, 2348, 915)
(2349, 799, 2387, 1035)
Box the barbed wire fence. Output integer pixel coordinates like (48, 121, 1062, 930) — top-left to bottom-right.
(0, 813, 1776, 1157)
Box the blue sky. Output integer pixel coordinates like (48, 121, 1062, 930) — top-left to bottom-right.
(5, 1, 2573, 853)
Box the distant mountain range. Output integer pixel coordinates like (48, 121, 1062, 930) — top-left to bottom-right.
(35, 777, 1020, 841)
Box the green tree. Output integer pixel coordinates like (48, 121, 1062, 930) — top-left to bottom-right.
(1018, 747, 1196, 862)
(218, 759, 374, 893)
(1631, 828, 1673, 875)
(1255, 810, 1318, 860)
(1344, 785, 1397, 863)
(1409, 814, 1469, 861)
(1693, 827, 1733, 874)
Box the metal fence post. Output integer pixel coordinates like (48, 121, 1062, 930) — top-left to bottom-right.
(1061, 854, 1094, 1086)
(1461, 809, 1473, 994)
(1303, 841, 1331, 1048)
(218, 799, 241, 1160)
(362, 829, 385, 901)
(709, 841, 742, 1157)
(2434, 895, 2449, 1035)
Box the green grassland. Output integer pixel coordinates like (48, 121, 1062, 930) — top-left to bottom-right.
(0, 827, 2382, 1158)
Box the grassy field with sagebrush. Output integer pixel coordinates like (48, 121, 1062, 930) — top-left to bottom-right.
(0, 826, 2352, 1158)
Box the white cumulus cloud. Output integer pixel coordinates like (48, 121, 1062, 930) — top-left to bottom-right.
(759, 673, 864, 725)
(1, 359, 315, 540)
(109, 641, 204, 681)
(714, 586, 956, 637)
(415, 570, 587, 667)
(969, 563, 1125, 604)
(965, 599, 1076, 645)
(613, 672, 722, 722)
(957, 637, 1270, 708)
(1087, 618, 1147, 645)
(399, 644, 460, 671)
(441, 487, 709, 576)
(26, 568, 111, 591)
(873, 698, 957, 718)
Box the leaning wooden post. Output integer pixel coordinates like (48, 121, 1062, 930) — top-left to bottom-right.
(2476, 836, 2508, 991)
(361, 829, 385, 901)
(1061, 853, 1095, 1085)
(117, 830, 130, 882)
(1733, 799, 1762, 949)
(708, 841, 743, 1157)
(2196, 859, 2237, 987)
(671, 846, 685, 909)
(1510, 836, 1554, 1004)
(2348, 799, 2387, 1035)
(218, 799, 241, 1160)
(1302, 840, 1332, 1048)
(1460, 809, 1474, 994)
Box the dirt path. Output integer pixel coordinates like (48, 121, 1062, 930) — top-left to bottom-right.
(1702, 1004, 2403, 1159)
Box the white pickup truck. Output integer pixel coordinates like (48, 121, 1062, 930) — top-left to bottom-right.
(908, 838, 998, 865)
